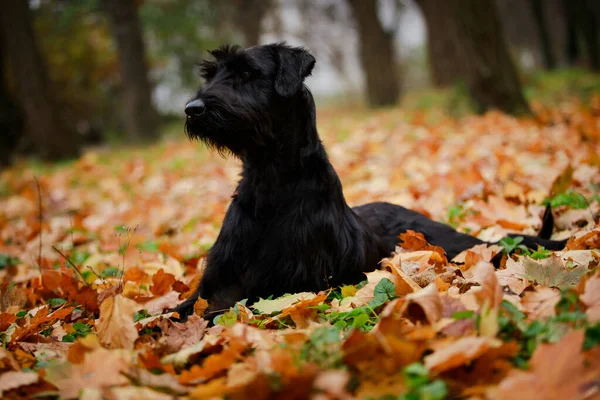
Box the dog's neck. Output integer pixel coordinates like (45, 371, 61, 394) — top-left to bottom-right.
(237, 88, 344, 215)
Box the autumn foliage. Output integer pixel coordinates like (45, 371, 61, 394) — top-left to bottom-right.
(0, 99, 599, 399)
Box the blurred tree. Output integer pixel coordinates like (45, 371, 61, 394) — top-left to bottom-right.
(0, 0, 81, 161)
(415, 0, 465, 86)
(34, 0, 118, 144)
(233, 0, 272, 46)
(347, 0, 400, 107)
(529, 0, 556, 69)
(563, 0, 599, 71)
(0, 35, 23, 167)
(418, 0, 530, 115)
(103, 0, 159, 141)
(140, 1, 224, 90)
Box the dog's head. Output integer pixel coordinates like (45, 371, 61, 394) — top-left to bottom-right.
(184, 42, 316, 157)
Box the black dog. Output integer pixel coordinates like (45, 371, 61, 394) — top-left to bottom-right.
(174, 43, 566, 318)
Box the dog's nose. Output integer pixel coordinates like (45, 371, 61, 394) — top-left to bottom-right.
(185, 99, 205, 117)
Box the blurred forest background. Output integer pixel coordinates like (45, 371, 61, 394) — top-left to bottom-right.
(1, 0, 599, 166)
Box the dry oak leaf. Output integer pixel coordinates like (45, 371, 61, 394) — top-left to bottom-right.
(492, 330, 600, 400)
(424, 336, 502, 375)
(581, 272, 600, 323)
(44, 347, 130, 399)
(96, 294, 139, 350)
(0, 370, 38, 396)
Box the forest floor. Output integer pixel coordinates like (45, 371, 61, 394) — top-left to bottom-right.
(0, 81, 600, 398)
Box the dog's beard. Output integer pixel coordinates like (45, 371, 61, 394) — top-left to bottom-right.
(185, 105, 274, 158)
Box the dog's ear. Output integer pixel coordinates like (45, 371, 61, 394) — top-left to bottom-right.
(273, 43, 316, 97)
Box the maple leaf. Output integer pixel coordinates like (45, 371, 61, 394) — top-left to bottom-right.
(151, 268, 176, 296)
(44, 347, 130, 399)
(522, 255, 587, 288)
(160, 315, 208, 353)
(521, 287, 560, 321)
(96, 294, 139, 350)
(492, 330, 600, 400)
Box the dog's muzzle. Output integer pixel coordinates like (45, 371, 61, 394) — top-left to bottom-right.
(185, 99, 206, 120)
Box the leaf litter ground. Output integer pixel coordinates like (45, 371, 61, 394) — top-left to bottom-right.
(0, 98, 600, 399)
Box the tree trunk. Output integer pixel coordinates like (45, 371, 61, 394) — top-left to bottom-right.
(530, 0, 556, 69)
(103, 0, 159, 141)
(0, 1, 80, 161)
(419, 0, 530, 115)
(415, 0, 466, 87)
(234, 0, 271, 46)
(348, 0, 400, 108)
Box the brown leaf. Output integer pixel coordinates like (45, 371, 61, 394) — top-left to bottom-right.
(400, 283, 443, 325)
(492, 330, 600, 400)
(96, 294, 139, 350)
(193, 297, 209, 317)
(151, 268, 176, 296)
(161, 315, 208, 353)
(581, 272, 600, 323)
(0, 313, 16, 332)
(44, 347, 130, 399)
(0, 371, 38, 397)
(424, 336, 502, 374)
(398, 230, 448, 269)
(549, 164, 574, 197)
(179, 339, 246, 384)
(522, 287, 560, 321)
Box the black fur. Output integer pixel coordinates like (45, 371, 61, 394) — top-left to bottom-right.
(175, 43, 566, 319)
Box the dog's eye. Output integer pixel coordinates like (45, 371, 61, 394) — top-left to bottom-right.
(242, 71, 252, 80)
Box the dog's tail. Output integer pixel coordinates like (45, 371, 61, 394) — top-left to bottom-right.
(537, 204, 555, 240)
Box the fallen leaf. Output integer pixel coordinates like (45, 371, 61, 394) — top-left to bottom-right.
(96, 294, 139, 350)
(151, 269, 176, 296)
(522, 287, 560, 321)
(424, 336, 502, 374)
(0, 371, 38, 396)
(580, 272, 600, 323)
(44, 347, 130, 399)
(252, 292, 316, 315)
(492, 330, 600, 400)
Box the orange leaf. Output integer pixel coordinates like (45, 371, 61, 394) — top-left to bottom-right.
(151, 269, 176, 296)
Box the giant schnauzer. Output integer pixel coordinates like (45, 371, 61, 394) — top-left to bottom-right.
(174, 43, 566, 318)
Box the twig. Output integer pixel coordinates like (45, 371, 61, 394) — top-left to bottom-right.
(86, 265, 105, 284)
(52, 245, 87, 285)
